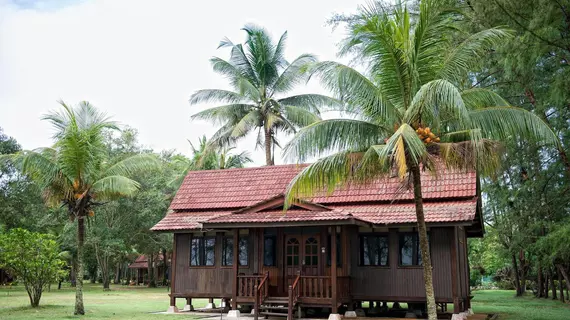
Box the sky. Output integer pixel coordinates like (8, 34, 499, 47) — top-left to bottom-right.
(0, 0, 364, 165)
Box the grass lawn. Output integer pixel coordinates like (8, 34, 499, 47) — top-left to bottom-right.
(0, 283, 209, 319)
(1, 284, 569, 320)
(471, 290, 570, 320)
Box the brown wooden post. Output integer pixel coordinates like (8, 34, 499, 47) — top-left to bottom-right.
(451, 227, 460, 314)
(170, 234, 178, 308)
(232, 229, 239, 310)
(288, 285, 293, 320)
(331, 226, 338, 314)
(254, 283, 259, 320)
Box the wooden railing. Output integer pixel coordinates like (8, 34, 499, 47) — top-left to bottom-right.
(237, 274, 266, 300)
(288, 272, 301, 320)
(253, 272, 269, 320)
(299, 276, 332, 300)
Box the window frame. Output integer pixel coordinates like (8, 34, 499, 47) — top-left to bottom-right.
(263, 235, 277, 267)
(221, 235, 249, 267)
(190, 235, 216, 267)
(358, 233, 390, 267)
(398, 232, 429, 268)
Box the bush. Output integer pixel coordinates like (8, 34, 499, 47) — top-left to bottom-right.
(0, 228, 65, 307)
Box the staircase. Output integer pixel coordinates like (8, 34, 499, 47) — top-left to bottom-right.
(259, 296, 291, 318)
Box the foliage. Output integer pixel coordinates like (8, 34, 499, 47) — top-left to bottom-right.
(3, 101, 159, 315)
(0, 228, 65, 307)
(284, 1, 557, 318)
(190, 25, 339, 165)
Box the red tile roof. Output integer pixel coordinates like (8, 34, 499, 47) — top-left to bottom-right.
(344, 200, 477, 224)
(169, 164, 476, 210)
(152, 163, 480, 232)
(204, 209, 356, 224)
(151, 211, 231, 231)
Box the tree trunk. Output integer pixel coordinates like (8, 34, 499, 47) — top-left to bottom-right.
(512, 255, 522, 296)
(542, 273, 551, 299)
(114, 262, 120, 284)
(264, 127, 274, 166)
(556, 264, 570, 294)
(147, 254, 156, 288)
(519, 252, 527, 294)
(537, 263, 543, 297)
(74, 216, 85, 315)
(549, 268, 557, 300)
(70, 259, 76, 287)
(410, 164, 437, 320)
(162, 249, 168, 286)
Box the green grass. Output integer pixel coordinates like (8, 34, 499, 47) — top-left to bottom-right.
(471, 290, 570, 320)
(1, 284, 569, 319)
(0, 283, 210, 319)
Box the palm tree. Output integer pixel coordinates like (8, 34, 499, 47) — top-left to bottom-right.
(190, 24, 339, 165)
(283, 1, 559, 319)
(169, 135, 252, 188)
(6, 101, 157, 315)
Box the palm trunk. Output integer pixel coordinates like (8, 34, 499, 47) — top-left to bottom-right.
(410, 164, 437, 320)
(147, 254, 156, 288)
(264, 128, 273, 166)
(74, 216, 85, 315)
(559, 267, 566, 303)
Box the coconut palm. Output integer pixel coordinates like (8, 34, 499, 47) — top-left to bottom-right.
(190, 24, 339, 165)
(5, 101, 158, 315)
(283, 1, 559, 319)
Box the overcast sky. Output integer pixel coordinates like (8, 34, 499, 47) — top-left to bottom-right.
(0, 0, 364, 165)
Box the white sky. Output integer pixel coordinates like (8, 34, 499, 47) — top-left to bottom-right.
(0, 0, 363, 165)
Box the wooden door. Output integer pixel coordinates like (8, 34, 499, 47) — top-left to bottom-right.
(284, 234, 321, 289)
(285, 236, 301, 287)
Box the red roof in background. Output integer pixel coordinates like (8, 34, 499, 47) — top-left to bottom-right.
(169, 164, 477, 211)
(128, 254, 166, 269)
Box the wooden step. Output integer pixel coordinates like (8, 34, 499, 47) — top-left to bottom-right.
(263, 298, 289, 304)
(260, 312, 289, 317)
(261, 305, 288, 310)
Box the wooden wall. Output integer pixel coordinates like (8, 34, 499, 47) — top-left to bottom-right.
(173, 232, 253, 298)
(172, 226, 465, 303)
(348, 227, 455, 302)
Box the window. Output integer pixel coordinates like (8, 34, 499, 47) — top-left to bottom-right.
(327, 233, 342, 266)
(221, 236, 249, 266)
(263, 235, 276, 266)
(304, 237, 319, 266)
(399, 233, 427, 266)
(359, 234, 389, 266)
(190, 236, 215, 266)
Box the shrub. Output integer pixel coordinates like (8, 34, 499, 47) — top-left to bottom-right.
(0, 228, 65, 307)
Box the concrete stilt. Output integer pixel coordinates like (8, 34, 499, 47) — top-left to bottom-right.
(328, 314, 342, 320)
(344, 311, 357, 318)
(227, 310, 241, 319)
(166, 306, 179, 314)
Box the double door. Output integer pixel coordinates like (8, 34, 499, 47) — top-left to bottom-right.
(284, 234, 320, 287)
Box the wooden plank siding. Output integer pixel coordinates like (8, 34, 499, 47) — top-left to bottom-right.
(172, 226, 460, 304)
(349, 227, 454, 302)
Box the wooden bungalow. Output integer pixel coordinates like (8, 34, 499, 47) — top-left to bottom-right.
(152, 164, 483, 318)
(127, 254, 168, 285)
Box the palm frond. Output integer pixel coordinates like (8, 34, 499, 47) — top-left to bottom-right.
(278, 94, 342, 114)
(189, 89, 246, 105)
(405, 79, 471, 130)
(440, 27, 513, 83)
(469, 107, 559, 146)
(102, 154, 159, 179)
(91, 175, 140, 200)
(230, 109, 262, 138)
(461, 88, 509, 110)
(375, 123, 429, 176)
(281, 105, 321, 128)
(283, 119, 389, 162)
(309, 61, 401, 123)
(190, 104, 254, 125)
(272, 54, 317, 94)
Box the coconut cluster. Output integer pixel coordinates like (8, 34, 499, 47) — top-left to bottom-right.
(415, 126, 440, 144)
